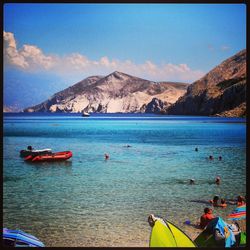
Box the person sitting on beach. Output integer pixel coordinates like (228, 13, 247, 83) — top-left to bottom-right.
(215, 176, 221, 185)
(209, 195, 219, 206)
(199, 207, 215, 229)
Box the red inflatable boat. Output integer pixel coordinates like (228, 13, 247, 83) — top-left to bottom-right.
(25, 151, 72, 162)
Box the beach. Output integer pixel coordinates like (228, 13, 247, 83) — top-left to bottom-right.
(3, 113, 246, 247)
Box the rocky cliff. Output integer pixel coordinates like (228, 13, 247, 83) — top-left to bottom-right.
(23, 71, 188, 114)
(167, 49, 246, 117)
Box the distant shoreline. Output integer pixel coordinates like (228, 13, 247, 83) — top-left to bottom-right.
(2, 111, 246, 119)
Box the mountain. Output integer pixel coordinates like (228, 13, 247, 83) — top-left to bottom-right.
(167, 49, 246, 117)
(23, 71, 188, 113)
(3, 106, 12, 112)
(3, 105, 22, 113)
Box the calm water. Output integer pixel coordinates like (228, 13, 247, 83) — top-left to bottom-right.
(3, 113, 246, 247)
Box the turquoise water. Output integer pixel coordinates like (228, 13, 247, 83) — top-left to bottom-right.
(3, 113, 246, 247)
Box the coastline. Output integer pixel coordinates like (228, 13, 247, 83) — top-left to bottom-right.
(3, 111, 247, 119)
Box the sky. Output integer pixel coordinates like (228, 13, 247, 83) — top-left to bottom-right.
(3, 3, 246, 110)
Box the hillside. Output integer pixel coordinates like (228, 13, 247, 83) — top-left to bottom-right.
(167, 49, 246, 117)
(24, 71, 188, 114)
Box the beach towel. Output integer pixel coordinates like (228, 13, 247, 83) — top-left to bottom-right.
(228, 204, 246, 220)
(214, 217, 236, 247)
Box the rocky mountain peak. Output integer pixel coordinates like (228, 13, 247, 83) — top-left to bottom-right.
(168, 49, 246, 117)
(23, 72, 188, 113)
(102, 71, 131, 87)
(110, 71, 128, 79)
(187, 49, 246, 97)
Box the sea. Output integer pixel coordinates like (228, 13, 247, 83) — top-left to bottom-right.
(3, 113, 246, 247)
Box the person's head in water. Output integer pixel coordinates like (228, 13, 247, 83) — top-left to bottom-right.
(213, 195, 219, 204)
(104, 153, 109, 160)
(215, 176, 221, 185)
(189, 179, 195, 184)
(220, 198, 227, 206)
(195, 147, 198, 152)
(27, 146, 33, 150)
(209, 195, 219, 205)
(218, 156, 222, 160)
(209, 155, 213, 160)
(237, 195, 245, 205)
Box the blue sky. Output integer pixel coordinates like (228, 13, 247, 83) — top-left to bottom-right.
(3, 3, 246, 109)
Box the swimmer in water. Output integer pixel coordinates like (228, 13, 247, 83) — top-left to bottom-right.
(189, 179, 195, 185)
(219, 198, 227, 208)
(215, 176, 221, 185)
(209, 195, 219, 206)
(236, 195, 246, 206)
(228, 195, 246, 206)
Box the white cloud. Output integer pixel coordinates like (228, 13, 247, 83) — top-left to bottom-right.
(4, 31, 17, 48)
(4, 31, 205, 82)
(20, 45, 55, 70)
(4, 31, 28, 68)
(4, 31, 55, 70)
